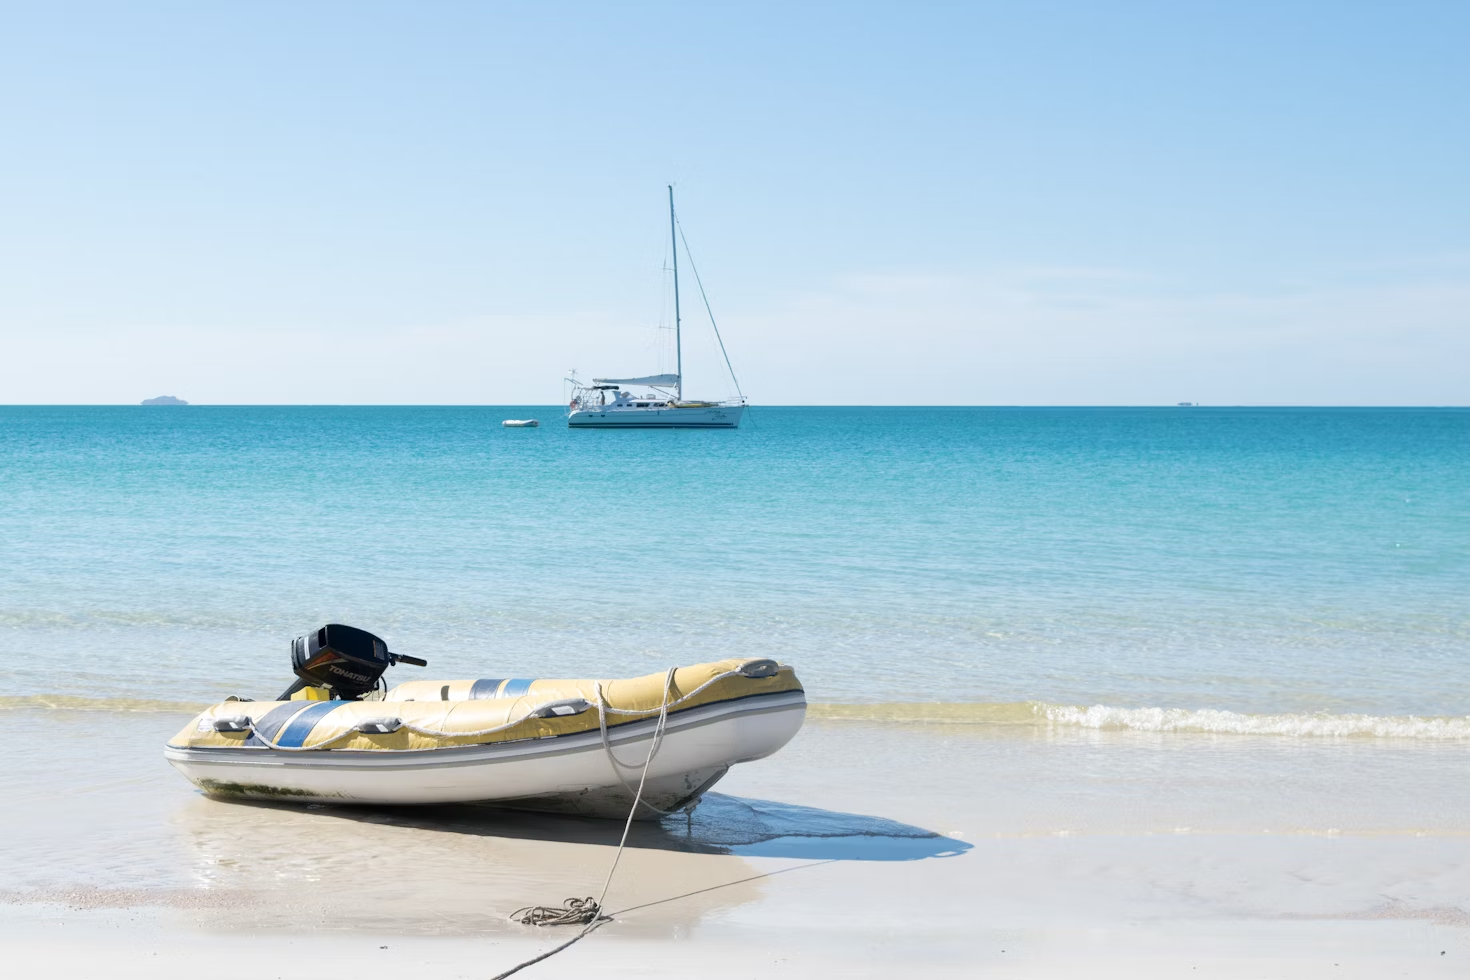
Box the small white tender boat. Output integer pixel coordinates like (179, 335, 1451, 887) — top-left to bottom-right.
(502, 419, 540, 427)
(165, 625, 805, 819)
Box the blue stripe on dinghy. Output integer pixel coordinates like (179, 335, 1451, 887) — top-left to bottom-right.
(273, 701, 348, 748)
(470, 678, 506, 699)
(244, 702, 311, 747)
(500, 678, 535, 698)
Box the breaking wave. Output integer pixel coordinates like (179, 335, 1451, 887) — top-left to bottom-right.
(807, 701, 1470, 740)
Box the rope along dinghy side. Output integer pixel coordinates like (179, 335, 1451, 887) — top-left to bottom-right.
(240, 665, 756, 752)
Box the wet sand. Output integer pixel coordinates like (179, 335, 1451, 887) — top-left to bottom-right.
(1, 709, 1466, 976)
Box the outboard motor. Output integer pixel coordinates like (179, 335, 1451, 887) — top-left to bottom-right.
(277, 624, 427, 701)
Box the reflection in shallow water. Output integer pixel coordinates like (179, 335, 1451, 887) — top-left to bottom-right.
(173, 791, 963, 935)
(178, 794, 748, 936)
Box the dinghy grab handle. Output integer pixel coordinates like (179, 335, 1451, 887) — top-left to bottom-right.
(529, 698, 593, 719)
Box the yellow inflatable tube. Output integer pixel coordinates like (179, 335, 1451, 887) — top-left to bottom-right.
(169, 658, 803, 755)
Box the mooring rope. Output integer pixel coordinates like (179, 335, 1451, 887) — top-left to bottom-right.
(495, 667, 678, 979)
(495, 863, 837, 979)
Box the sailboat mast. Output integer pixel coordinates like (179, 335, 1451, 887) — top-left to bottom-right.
(669, 184, 682, 402)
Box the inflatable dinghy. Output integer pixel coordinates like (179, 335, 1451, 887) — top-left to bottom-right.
(165, 625, 805, 819)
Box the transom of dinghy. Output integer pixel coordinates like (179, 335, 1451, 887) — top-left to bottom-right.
(169, 658, 802, 752)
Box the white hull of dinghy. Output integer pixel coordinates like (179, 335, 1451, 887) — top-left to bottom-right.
(164, 690, 804, 818)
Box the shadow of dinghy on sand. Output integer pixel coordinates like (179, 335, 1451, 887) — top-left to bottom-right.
(281, 791, 971, 862)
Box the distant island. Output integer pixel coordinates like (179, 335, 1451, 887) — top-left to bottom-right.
(141, 396, 188, 406)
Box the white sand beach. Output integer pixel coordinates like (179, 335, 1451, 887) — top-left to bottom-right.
(2, 708, 1465, 978)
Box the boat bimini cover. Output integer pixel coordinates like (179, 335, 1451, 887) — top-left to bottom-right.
(169, 658, 801, 754)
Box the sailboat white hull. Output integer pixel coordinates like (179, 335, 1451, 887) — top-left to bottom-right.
(569, 405, 743, 428)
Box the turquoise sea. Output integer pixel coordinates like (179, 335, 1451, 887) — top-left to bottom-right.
(1, 406, 1466, 729)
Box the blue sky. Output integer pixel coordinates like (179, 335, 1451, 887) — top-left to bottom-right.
(1, 1, 1466, 404)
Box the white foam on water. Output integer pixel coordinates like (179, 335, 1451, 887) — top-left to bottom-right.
(809, 701, 1470, 740)
(1044, 703, 1470, 739)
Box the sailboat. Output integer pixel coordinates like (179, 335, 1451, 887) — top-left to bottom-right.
(566, 187, 747, 429)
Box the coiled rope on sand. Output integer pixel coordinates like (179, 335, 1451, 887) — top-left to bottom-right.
(507, 895, 602, 927)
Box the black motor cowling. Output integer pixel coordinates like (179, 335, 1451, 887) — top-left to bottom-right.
(280, 624, 426, 701)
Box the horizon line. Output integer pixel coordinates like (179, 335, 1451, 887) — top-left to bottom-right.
(2, 404, 1467, 410)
